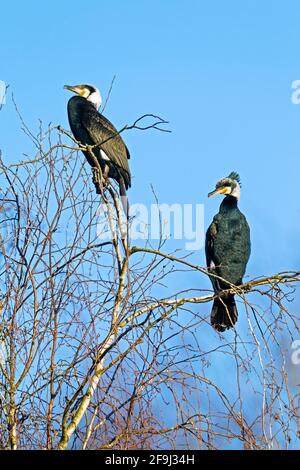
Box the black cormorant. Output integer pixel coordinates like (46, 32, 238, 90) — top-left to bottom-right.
(64, 84, 131, 210)
(205, 172, 251, 332)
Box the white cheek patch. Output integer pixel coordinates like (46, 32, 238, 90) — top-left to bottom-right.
(87, 90, 102, 109)
(210, 260, 215, 269)
(231, 185, 241, 199)
(100, 149, 110, 161)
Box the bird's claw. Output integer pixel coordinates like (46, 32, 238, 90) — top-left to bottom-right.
(92, 167, 108, 194)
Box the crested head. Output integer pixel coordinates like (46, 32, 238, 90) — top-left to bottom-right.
(64, 83, 102, 109)
(208, 171, 241, 200)
(227, 171, 241, 186)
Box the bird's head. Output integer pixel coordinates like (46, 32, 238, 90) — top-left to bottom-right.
(64, 84, 102, 109)
(208, 171, 241, 200)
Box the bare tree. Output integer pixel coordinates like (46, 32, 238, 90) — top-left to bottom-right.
(0, 102, 299, 450)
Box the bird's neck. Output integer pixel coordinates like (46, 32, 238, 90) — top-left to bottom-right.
(87, 91, 102, 110)
(219, 195, 238, 212)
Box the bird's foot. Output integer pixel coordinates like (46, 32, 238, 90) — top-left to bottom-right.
(92, 168, 109, 194)
(92, 168, 101, 194)
(242, 284, 252, 293)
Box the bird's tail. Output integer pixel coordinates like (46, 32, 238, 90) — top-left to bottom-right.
(210, 294, 238, 332)
(119, 177, 129, 218)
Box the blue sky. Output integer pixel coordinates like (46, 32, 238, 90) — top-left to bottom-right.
(1, 0, 300, 448)
(1, 0, 300, 274)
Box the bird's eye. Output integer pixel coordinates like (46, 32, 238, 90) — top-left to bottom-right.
(217, 181, 230, 189)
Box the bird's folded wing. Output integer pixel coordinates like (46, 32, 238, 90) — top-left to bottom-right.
(80, 106, 131, 173)
(205, 218, 218, 268)
(205, 218, 221, 292)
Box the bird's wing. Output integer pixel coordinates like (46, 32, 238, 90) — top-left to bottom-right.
(205, 217, 218, 268)
(80, 105, 131, 181)
(205, 217, 220, 292)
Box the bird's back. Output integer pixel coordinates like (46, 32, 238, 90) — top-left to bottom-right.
(67, 96, 131, 188)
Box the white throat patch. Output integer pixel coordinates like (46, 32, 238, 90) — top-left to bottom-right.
(231, 183, 240, 200)
(87, 88, 102, 109)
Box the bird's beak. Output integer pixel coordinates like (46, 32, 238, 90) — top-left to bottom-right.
(208, 186, 229, 197)
(64, 84, 81, 94)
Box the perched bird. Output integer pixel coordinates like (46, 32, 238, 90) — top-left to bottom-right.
(205, 172, 251, 332)
(64, 84, 131, 212)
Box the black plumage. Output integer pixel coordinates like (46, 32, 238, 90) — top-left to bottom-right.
(65, 84, 131, 206)
(205, 173, 251, 332)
